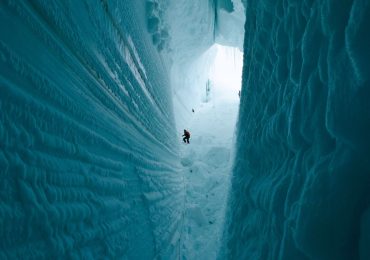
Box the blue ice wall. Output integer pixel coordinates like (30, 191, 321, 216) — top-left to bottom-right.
(0, 1, 184, 258)
(226, 0, 370, 259)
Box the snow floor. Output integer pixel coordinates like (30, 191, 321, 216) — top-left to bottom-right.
(180, 95, 239, 259)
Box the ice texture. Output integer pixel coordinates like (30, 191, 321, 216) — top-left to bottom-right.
(4, 0, 368, 258)
(225, 0, 370, 259)
(0, 1, 184, 258)
(215, 0, 245, 51)
(163, 0, 245, 128)
(0, 0, 247, 257)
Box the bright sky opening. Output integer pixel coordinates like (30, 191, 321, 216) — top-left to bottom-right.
(208, 44, 243, 101)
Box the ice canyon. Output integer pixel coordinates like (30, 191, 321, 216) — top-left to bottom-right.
(1, 0, 370, 259)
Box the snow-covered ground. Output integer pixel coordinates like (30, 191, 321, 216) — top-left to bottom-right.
(180, 98, 239, 260)
(178, 45, 242, 259)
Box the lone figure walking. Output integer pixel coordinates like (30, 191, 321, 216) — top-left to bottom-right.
(182, 129, 190, 144)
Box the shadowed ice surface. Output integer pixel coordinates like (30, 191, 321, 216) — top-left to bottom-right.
(1, 0, 370, 259)
(224, 1, 370, 259)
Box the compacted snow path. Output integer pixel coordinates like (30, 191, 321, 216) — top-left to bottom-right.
(179, 95, 239, 259)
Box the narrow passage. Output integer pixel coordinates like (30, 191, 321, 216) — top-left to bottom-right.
(180, 96, 239, 259)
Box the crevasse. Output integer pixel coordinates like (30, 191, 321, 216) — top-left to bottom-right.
(1, 0, 370, 259)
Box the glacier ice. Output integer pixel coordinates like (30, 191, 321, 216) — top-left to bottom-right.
(224, 0, 370, 259)
(2, 0, 370, 259)
(0, 0, 183, 258)
(0, 0, 244, 258)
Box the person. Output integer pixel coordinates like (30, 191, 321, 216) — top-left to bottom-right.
(192, 108, 194, 113)
(182, 129, 190, 144)
(238, 90, 241, 98)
